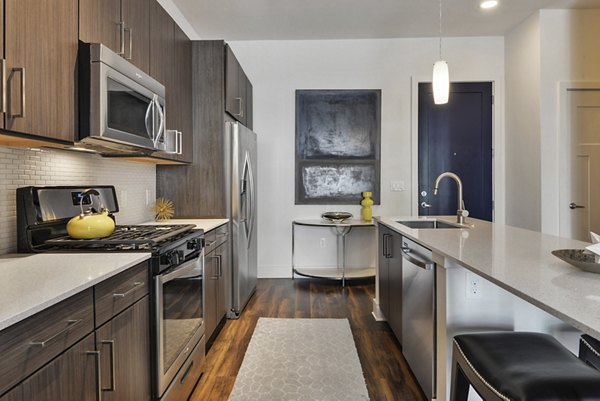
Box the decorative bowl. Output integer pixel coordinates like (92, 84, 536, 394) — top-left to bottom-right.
(551, 249, 600, 274)
(321, 212, 353, 223)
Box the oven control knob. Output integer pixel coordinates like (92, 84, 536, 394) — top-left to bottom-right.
(187, 239, 201, 251)
(164, 250, 182, 265)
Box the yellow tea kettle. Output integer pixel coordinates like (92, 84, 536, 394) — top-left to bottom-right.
(67, 189, 116, 239)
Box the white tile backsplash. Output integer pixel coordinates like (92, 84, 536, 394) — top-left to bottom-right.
(0, 146, 156, 255)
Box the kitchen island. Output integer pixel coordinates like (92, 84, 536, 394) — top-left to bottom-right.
(375, 216, 600, 401)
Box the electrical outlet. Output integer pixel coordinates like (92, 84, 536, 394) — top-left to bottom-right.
(145, 189, 151, 206)
(390, 180, 405, 192)
(320, 238, 326, 248)
(466, 272, 482, 299)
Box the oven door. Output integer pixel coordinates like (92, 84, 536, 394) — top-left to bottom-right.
(155, 252, 204, 397)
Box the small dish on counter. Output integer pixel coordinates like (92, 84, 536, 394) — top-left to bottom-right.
(551, 249, 600, 274)
(321, 212, 353, 223)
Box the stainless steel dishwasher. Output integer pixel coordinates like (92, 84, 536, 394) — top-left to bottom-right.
(401, 236, 436, 400)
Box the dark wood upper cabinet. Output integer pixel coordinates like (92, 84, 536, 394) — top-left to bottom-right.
(3, 0, 78, 142)
(149, 0, 192, 163)
(225, 45, 253, 129)
(0, 2, 4, 131)
(79, 0, 150, 74)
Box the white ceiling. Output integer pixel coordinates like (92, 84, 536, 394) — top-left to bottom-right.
(161, 0, 600, 41)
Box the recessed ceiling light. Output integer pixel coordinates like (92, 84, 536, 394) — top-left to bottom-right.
(480, 0, 498, 9)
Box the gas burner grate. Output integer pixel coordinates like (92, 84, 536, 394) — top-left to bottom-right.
(45, 224, 196, 249)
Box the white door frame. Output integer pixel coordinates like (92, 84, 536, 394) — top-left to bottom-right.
(557, 81, 600, 238)
(410, 76, 505, 222)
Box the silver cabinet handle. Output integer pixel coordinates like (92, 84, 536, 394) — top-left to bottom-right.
(0, 59, 5, 114)
(86, 350, 103, 401)
(11, 67, 25, 118)
(113, 281, 144, 298)
(235, 97, 244, 118)
(117, 21, 125, 55)
(101, 340, 116, 392)
(208, 255, 221, 279)
(421, 202, 432, 209)
(177, 131, 183, 155)
(30, 319, 82, 347)
(125, 27, 133, 60)
(569, 202, 585, 210)
(401, 246, 434, 270)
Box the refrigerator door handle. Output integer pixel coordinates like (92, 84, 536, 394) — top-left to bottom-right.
(240, 154, 251, 238)
(246, 153, 256, 249)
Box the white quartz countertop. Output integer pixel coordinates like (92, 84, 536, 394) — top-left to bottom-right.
(376, 216, 600, 338)
(0, 253, 150, 331)
(141, 218, 229, 232)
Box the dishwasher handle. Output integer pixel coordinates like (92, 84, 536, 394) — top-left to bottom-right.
(401, 246, 434, 270)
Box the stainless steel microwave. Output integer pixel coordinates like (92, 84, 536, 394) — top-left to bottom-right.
(78, 42, 173, 155)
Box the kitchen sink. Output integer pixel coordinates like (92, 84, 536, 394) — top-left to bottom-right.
(397, 219, 463, 229)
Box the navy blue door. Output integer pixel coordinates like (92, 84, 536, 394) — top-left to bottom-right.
(418, 82, 493, 221)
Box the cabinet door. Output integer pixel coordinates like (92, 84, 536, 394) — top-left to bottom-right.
(378, 226, 390, 320)
(122, 0, 150, 74)
(388, 231, 403, 341)
(172, 23, 193, 163)
(225, 45, 242, 122)
(0, 3, 4, 130)
(21, 334, 97, 401)
(216, 241, 231, 322)
(0, 385, 22, 401)
(5, 0, 78, 141)
(96, 297, 151, 401)
(245, 78, 253, 130)
(79, 0, 121, 55)
(204, 251, 218, 340)
(149, 1, 174, 90)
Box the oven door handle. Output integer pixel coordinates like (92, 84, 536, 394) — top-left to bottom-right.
(159, 255, 203, 284)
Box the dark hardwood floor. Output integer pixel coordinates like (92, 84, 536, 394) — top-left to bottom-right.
(190, 278, 426, 401)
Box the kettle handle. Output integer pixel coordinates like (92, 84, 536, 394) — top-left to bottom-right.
(79, 189, 101, 216)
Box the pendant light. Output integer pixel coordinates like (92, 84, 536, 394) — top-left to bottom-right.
(432, 0, 449, 104)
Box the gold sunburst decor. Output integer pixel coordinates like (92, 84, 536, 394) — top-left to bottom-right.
(154, 197, 174, 221)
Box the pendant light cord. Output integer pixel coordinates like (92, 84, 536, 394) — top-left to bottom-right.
(438, 0, 443, 59)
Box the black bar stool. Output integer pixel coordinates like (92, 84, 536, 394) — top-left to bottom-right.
(451, 332, 600, 401)
(580, 334, 600, 371)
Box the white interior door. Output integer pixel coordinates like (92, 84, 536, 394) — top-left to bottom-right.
(559, 89, 600, 241)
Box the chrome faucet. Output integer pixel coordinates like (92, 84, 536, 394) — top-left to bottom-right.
(433, 172, 469, 224)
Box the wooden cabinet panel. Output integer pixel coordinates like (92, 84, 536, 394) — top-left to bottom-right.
(0, 385, 22, 401)
(173, 24, 193, 163)
(204, 252, 218, 340)
(225, 45, 240, 121)
(0, 289, 94, 395)
(216, 240, 231, 322)
(4, 0, 78, 141)
(388, 231, 403, 340)
(79, 0, 121, 54)
(378, 226, 391, 320)
(149, 0, 173, 92)
(96, 297, 151, 401)
(0, 3, 4, 130)
(122, 0, 150, 74)
(205, 228, 230, 343)
(21, 333, 97, 401)
(94, 262, 149, 326)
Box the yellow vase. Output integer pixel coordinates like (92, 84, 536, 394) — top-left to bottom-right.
(361, 192, 373, 222)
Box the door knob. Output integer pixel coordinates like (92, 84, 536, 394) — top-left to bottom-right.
(569, 202, 585, 210)
(421, 202, 432, 209)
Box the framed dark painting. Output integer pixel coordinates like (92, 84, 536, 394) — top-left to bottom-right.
(295, 89, 381, 205)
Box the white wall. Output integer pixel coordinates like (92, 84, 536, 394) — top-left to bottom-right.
(505, 9, 600, 235)
(505, 13, 541, 231)
(228, 37, 505, 278)
(539, 9, 600, 235)
(0, 146, 156, 255)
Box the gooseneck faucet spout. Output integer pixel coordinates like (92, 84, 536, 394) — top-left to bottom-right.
(433, 172, 469, 224)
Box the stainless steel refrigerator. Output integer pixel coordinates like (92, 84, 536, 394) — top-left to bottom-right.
(227, 121, 258, 318)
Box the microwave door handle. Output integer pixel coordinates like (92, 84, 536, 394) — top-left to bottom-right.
(153, 97, 165, 147)
(144, 99, 153, 139)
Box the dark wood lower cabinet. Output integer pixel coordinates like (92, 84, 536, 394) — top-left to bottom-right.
(96, 297, 151, 401)
(18, 334, 96, 401)
(378, 225, 403, 342)
(205, 238, 230, 344)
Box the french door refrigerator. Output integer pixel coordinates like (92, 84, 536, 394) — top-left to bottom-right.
(227, 121, 258, 318)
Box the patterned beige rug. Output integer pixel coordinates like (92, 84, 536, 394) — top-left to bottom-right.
(228, 318, 370, 401)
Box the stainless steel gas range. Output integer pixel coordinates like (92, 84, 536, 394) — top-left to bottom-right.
(16, 185, 206, 401)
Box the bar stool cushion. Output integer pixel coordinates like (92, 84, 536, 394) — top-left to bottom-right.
(454, 332, 600, 401)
